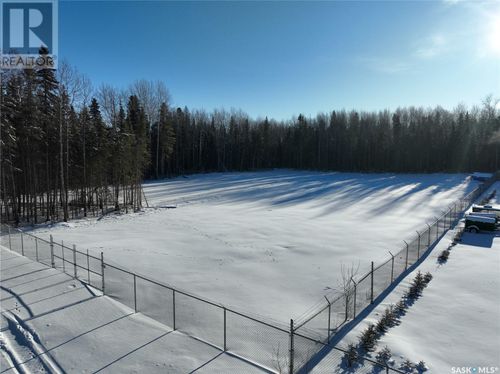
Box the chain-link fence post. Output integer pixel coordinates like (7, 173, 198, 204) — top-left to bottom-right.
(73, 244, 77, 278)
(8, 226, 12, 250)
(325, 296, 331, 343)
(223, 307, 227, 351)
(426, 223, 431, 247)
(133, 274, 137, 312)
(101, 251, 105, 294)
(416, 231, 421, 258)
(389, 251, 394, 282)
(35, 237, 39, 261)
(404, 240, 409, 270)
(86, 249, 90, 283)
(50, 234, 55, 267)
(173, 289, 176, 330)
(61, 241, 66, 273)
(351, 277, 357, 319)
(289, 319, 294, 374)
(345, 289, 349, 321)
(20, 232, 24, 255)
(370, 261, 374, 304)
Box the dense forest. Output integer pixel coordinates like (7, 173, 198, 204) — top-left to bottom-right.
(1, 52, 499, 224)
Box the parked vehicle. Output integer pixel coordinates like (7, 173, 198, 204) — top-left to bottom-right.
(472, 205, 500, 218)
(468, 212, 499, 223)
(464, 214, 497, 233)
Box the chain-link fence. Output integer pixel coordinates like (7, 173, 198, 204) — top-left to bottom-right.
(0, 173, 497, 373)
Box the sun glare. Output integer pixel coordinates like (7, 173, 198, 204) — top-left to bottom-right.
(486, 14, 500, 56)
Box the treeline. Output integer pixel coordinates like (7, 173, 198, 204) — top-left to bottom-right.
(163, 102, 499, 175)
(1, 52, 499, 224)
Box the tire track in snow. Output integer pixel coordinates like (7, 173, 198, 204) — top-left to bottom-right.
(1, 310, 64, 374)
(0, 331, 22, 374)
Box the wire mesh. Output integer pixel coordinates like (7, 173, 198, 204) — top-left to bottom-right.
(418, 227, 429, 255)
(136, 276, 174, 327)
(88, 256, 103, 289)
(330, 295, 348, 331)
(354, 273, 371, 318)
(105, 264, 135, 310)
(292, 333, 324, 373)
(175, 292, 224, 348)
(52, 242, 64, 270)
(226, 310, 290, 372)
(74, 249, 90, 281)
(36, 238, 52, 267)
(21, 234, 37, 261)
(372, 258, 393, 300)
(9, 230, 22, 255)
(406, 235, 420, 267)
(294, 305, 330, 343)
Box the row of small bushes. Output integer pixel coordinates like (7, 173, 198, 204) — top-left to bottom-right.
(438, 226, 464, 264)
(343, 271, 433, 372)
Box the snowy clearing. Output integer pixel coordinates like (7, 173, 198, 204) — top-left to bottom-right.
(25, 170, 478, 322)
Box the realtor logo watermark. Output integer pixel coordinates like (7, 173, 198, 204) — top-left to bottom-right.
(1, 0, 58, 69)
(452, 367, 499, 374)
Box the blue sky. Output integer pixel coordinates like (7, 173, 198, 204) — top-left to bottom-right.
(59, 0, 500, 120)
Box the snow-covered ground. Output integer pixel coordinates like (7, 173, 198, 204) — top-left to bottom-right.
(312, 182, 500, 373)
(0, 247, 269, 373)
(25, 170, 478, 322)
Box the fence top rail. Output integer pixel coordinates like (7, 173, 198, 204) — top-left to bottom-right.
(226, 308, 290, 334)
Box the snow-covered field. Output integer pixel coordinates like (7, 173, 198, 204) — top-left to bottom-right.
(25, 170, 478, 322)
(313, 182, 500, 373)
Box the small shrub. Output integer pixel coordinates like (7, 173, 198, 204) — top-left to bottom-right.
(344, 343, 358, 368)
(359, 324, 377, 351)
(376, 317, 387, 333)
(377, 305, 396, 333)
(375, 346, 392, 365)
(416, 360, 428, 372)
(394, 299, 407, 315)
(423, 272, 433, 285)
(438, 249, 450, 263)
(407, 271, 426, 299)
(412, 271, 425, 288)
(383, 305, 397, 325)
(400, 359, 415, 372)
(452, 230, 462, 243)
